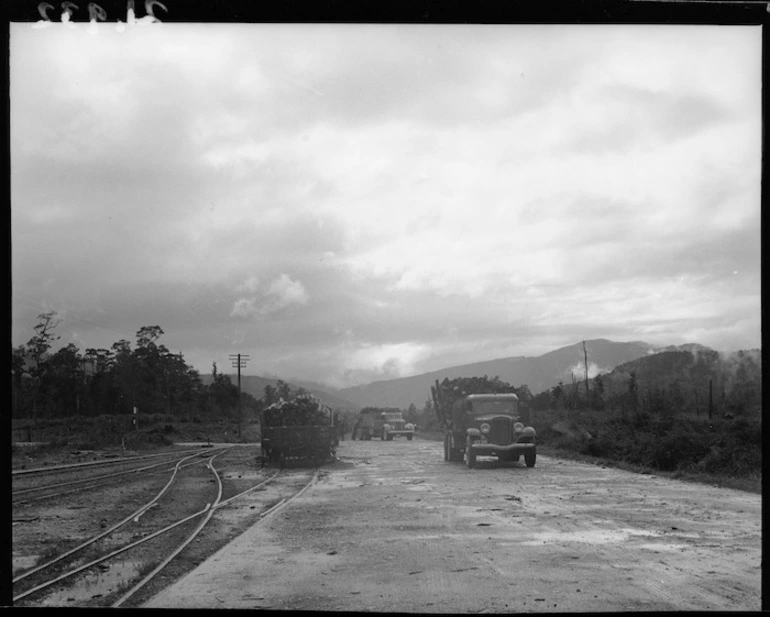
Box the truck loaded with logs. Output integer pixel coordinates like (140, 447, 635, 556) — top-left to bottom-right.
(431, 377, 537, 469)
(260, 394, 339, 467)
(351, 408, 415, 441)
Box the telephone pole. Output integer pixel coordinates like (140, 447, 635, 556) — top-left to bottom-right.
(229, 353, 250, 440)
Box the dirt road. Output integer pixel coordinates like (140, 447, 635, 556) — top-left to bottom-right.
(145, 438, 762, 612)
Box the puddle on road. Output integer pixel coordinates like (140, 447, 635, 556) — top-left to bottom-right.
(636, 542, 690, 552)
(520, 528, 662, 546)
(39, 559, 143, 606)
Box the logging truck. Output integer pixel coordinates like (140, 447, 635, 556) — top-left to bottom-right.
(431, 379, 537, 469)
(260, 394, 338, 467)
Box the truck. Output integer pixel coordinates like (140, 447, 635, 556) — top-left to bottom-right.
(379, 410, 415, 441)
(431, 378, 536, 469)
(260, 394, 338, 467)
(351, 408, 379, 441)
(351, 408, 415, 441)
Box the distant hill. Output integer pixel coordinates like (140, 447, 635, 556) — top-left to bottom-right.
(336, 339, 660, 409)
(199, 374, 359, 412)
(597, 347, 762, 402)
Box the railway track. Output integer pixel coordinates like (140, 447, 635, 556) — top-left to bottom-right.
(12, 448, 320, 608)
(12, 446, 217, 477)
(12, 447, 231, 505)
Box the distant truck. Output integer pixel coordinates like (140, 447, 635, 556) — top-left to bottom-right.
(431, 379, 536, 469)
(351, 408, 415, 441)
(379, 410, 415, 441)
(351, 408, 379, 441)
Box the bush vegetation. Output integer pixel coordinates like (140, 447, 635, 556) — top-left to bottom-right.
(531, 407, 761, 478)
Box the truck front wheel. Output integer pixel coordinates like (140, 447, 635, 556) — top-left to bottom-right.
(449, 434, 462, 462)
(525, 449, 536, 467)
(466, 439, 476, 469)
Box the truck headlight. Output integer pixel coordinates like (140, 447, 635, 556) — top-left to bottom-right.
(480, 423, 491, 435)
(383, 423, 391, 431)
(405, 423, 414, 430)
(514, 422, 524, 432)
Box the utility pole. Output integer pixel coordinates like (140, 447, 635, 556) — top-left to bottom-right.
(582, 341, 590, 401)
(229, 353, 250, 440)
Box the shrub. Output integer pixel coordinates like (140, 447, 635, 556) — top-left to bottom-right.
(534, 406, 761, 478)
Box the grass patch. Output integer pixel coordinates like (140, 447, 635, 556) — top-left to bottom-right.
(537, 444, 761, 494)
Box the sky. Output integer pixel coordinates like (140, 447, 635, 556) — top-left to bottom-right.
(11, 23, 762, 389)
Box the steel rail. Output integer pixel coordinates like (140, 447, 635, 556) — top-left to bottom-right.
(13, 503, 213, 603)
(14, 456, 221, 506)
(212, 469, 281, 510)
(12, 451, 220, 586)
(13, 463, 314, 606)
(11, 447, 218, 476)
(12, 448, 228, 499)
(124, 468, 318, 608)
(256, 469, 320, 520)
(111, 452, 227, 607)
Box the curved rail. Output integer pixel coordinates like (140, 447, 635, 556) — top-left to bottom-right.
(12, 450, 221, 589)
(12, 460, 300, 606)
(14, 452, 229, 506)
(12, 447, 218, 476)
(122, 468, 319, 608)
(111, 452, 227, 607)
(12, 447, 229, 501)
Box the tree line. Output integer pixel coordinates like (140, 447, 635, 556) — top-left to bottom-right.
(11, 311, 253, 424)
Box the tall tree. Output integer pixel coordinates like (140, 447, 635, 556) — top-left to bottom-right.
(25, 311, 61, 423)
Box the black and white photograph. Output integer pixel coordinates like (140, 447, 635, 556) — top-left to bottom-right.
(9, 8, 762, 611)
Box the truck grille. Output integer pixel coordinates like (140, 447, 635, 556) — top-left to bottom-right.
(488, 416, 513, 445)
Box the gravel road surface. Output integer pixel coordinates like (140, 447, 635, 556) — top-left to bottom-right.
(145, 438, 761, 612)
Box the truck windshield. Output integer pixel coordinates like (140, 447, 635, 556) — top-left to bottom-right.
(382, 413, 403, 422)
(471, 400, 517, 416)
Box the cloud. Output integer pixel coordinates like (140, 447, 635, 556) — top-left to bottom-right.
(10, 24, 761, 387)
(236, 276, 260, 294)
(230, 298, 260, 319)
(566, 361, 610, 380)
(267, 274, 309, 309)
(230, 274, 309, 319)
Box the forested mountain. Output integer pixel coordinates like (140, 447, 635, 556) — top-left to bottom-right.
(595, 347, 761, 417)
(336, 339, 658, 409)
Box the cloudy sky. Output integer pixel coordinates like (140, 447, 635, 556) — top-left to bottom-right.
(11, 23, 761, 388)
